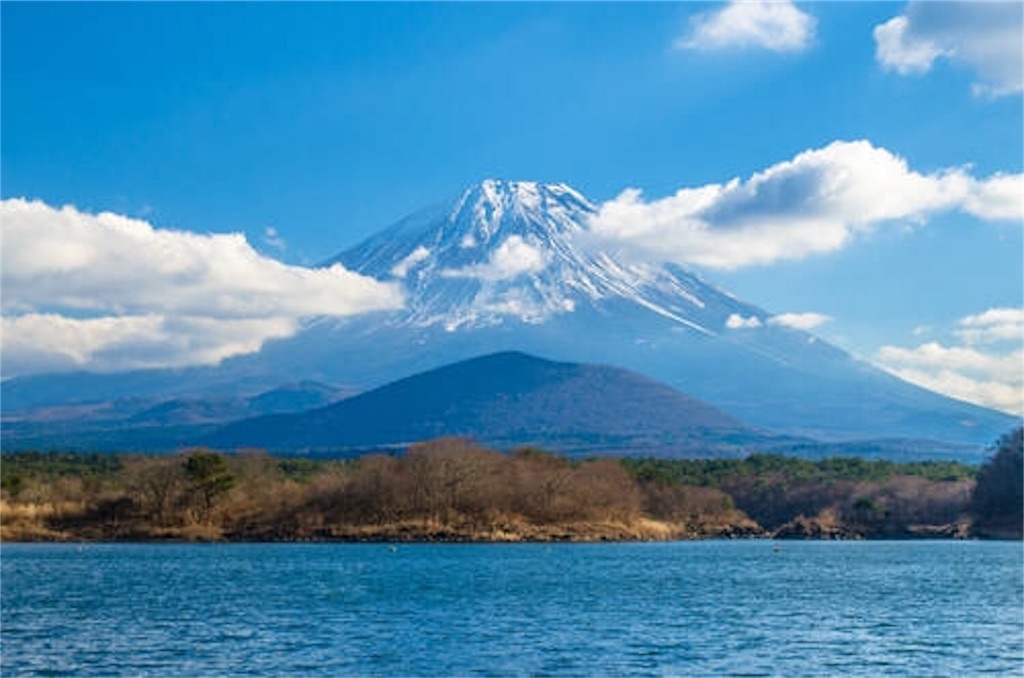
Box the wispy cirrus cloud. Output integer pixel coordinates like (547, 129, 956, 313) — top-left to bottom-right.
(585, 140, 1022, 271)
(877, 307, 1024, 415)
(675, 0, 816, 53)
(874, 2, 1023, 97)
(0, 199, 404, 375)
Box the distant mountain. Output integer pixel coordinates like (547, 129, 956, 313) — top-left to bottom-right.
(123, 380, 343, 425)
(207, 351, 771, 456)
(242, 381, 344, 417)
(2, 179, 1017, 452)
(1, 380, 344, 451)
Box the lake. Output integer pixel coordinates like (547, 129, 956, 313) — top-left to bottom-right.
(2, 541, 1021, 676)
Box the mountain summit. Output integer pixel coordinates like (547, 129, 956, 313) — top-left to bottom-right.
(327, 179, 717, 334)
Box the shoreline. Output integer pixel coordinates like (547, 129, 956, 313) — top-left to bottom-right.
(4, 517, 1010, 544)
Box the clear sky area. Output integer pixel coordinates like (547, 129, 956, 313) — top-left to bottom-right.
(2, 2, 1021, 414)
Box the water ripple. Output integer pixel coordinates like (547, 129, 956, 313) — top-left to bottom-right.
(2, 541, 1021, 676)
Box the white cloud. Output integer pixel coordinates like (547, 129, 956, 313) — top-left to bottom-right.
(874, 2, 1023, 97)
(885, 365, 1022, 417)
(877, 307, 1024, 415)
(768, 312, 832, 330)
(585, 140, 1022, 270)
(676, 0, 816, 53)
(956, 307, 1024, 345)
(1, 313, 297, 375)
(960, 172, 1024, 221)
(0, 199, 404, 375)
(727, 311, 832, 332)
(443, 235, 548, 281)
(726, 313, 762, 329)
(391, 246, 431, 278)
(874, 16, 947, 75)
(879, 342, 1020, 376)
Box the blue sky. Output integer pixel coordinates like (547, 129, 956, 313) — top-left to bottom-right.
(2, 1, 1022, 413)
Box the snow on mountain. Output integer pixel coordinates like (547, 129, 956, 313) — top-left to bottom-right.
(328, 179, 728, 335)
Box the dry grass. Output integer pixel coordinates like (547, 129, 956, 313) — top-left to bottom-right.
(0, 499, 84, 541)
(305, 514, 713, 543)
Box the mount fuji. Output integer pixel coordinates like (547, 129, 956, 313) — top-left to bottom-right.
(1, 179, 1016, 452)
(255, 179, 1013, 445)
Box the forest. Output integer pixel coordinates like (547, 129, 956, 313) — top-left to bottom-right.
(1, 428, 1020, 542)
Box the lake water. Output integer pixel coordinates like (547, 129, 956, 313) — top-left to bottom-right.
(2, 541, 1021, 676)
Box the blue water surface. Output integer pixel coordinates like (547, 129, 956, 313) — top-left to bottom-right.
(2, 541, 1021, 676)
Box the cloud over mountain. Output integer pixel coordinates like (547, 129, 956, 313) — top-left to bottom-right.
(0, 199, 403, 375)
(874, 2, 1023, 97)
(724, 312, 832, 332)
(586, 140, 1022, 270)
(956, 308, 1024, 346)
(442, 235, 549, 281)
(675, 0, 816, 53)
(877, 307, 1024, 415)
(768, 313, 832, 331)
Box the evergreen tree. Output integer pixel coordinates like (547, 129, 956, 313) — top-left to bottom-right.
(970, 427, 1023, 536)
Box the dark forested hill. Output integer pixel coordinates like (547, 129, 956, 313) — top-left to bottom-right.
(207, 351, 768, 456)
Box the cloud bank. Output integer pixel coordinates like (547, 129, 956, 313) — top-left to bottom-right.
(1, 199, 404, 375)
(586, 140, 1022, 270)
(676, 0, 816, 53)
(877, 308, 1023, 415)
(874, 2, 1023, 97)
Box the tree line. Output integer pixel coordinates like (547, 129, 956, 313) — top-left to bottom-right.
(1, 429, 1020, 541)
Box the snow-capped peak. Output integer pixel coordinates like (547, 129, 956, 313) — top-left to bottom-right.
(467, 179, 594, 212)
(328, 180, 737, 333)
(447, 179, 595, 247)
